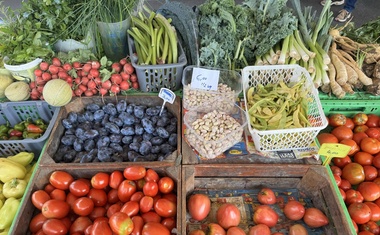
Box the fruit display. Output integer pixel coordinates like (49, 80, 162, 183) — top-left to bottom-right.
(0, 152, 36, 233)
(25, 165, 178, 235)
(317, 112, 380, 234)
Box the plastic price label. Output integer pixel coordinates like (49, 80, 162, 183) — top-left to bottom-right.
(318, 143, 351, 166)
(190, 67, 220, 91)
(158, 88, 176, 116)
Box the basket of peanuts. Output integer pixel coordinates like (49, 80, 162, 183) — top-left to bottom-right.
(182, 66, 242, 113)
(183, 104, 247, 159)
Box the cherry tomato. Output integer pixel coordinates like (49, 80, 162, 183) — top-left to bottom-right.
(332, 155, 352, 169)
(72, 197, 95, 216)
(330, 165, 342, 176)
(91, 217, 113, 235)
(140, 196, 154, 213)
(120, 201, 140, 217)
(42, 199, 70, 219)
(109, 170, 124, 189)
(141, 211, 162, 223)
(29, 213, 48, 233)
(162, 193, 177, 204)
(50, 189, 66, 201)
(161, 217, 176, 232)
(154, 198, 177, 218)
(364, 165, 378, 181)
(141, 222, 170, 235)
(31, 190, 51, 210)
(107, 202, 123, 218)
(70, 179, 91, 197)
(158, 177, 175, 194)
(66, 192, 79, 208)
(89, 207, 107, 221)
(144, 169, 160, 183)
(131, 216, 144, 235)
(88, 188, 108, 207)
(130, 191, 145, 202)
(44, 183, 56, 194)
(118, 180, 137, 202)
(109, 212, 134, 235)
(49, 171, 74, 190)
(123, 166, 146, 181)
(91, 172, 110, 189)
(143, 181, 159, 197)
(42, 218, 68, 235)
(107, 188, 120, 204)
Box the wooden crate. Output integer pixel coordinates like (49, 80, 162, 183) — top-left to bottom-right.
(39, 95, 181, 166)
(181, 164, 353, 235)
(11, 163, 181, 235)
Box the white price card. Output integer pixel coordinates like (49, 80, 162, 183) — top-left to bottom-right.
(190, 67, 220, 91)
(158, 88, 176, 116)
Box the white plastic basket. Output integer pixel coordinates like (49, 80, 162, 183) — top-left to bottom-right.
(242, 65, 328, 151)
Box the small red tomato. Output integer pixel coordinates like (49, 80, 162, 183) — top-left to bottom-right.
(49, 171, 74, 190)
(348, 202, 372, 225)
(161, 217, 176, 232)
(72, 197, 95, 216)
(143, 181, 159, 197)
(123, 166, 146, 180)
(120, 201, 140, 217)
(42, 199, 70, 219)
(29, 213, 48, 233)
(248, 224, 271, 235)
(42, 219, 68, 235)
(69, 179, 91, 197)
(130, 191, 145, 202)
(89, 206, 107, 221)
(107, 202, 123, 218)
(31, 190, 51, 210)
(154, 198, 177, 218)
(141, 222, 170, 235)
(109, 212, 134, 235)
(50, 188, 66, 201)
(144, 169, 160, 182)
(91, 217, 113, 235)
(118, 180, 137, 202)
(257, 188, 276, 205)
(131, 216, 144, 235)
(140, 196, 154, 213)
(158, 177, 175, 194)
(91, 172, 109, 189)
(109, 170, 124, 189)
(87, 188, 108, 207)
(141, 211, 162, 223)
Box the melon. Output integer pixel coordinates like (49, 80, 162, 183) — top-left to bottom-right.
(0, 69, 14, 98)
(43, 79, 72, 107)
(4, 81, 30, 101)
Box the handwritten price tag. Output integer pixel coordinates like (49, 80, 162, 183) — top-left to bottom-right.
(318, 143, 351, 166)
(190, 67, 220, 91)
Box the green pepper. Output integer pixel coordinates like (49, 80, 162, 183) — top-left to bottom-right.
(0, 135, 8, 140)
(37, 123, 47, 131)
(13, 122, 25, 132)
(0, 197, 20, 229)
(22, 132, 41, 139)
(2, 179, 27, 199)
(0, 124, 9, 135)
(34, 118, 45, 126)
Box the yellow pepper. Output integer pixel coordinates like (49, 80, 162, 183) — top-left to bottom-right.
(0, 197, 20, 230)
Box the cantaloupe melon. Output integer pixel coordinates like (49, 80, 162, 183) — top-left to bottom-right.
(4, 81, 30, 101)
(43, 79, 72, 107)
(0, 69, 14, 98)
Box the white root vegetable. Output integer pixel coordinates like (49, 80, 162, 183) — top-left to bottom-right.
(327, 62, 345, 99)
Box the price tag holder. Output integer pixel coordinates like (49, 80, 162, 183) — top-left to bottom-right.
(158, 88, 176, 116)
(318, 143, 351, 166)
(190, 67, 220, 91)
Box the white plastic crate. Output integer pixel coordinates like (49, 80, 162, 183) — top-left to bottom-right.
(242, 65, 328, 151)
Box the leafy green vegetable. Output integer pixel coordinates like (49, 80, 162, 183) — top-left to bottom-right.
(343, 17, 380, 44)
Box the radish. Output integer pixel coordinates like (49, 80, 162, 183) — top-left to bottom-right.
(72, 61, 81, 69)
(29, 81, 36, 89)
(63, 63, 72, 71)
(111, 62, 122, 73)
(101, 80, 112, 90)
(91, 61, 101, 70)
(48, 65, 59, 74)
(119, 81, 130, 91)
(99, 87, 108, 96)
(81, 76, 89, 86)
(123, 63, 134, 75)
(58, 71, 68, 79)
(130, 74, 138, 82)
(52, 57, 62, 67)
(110, 74, 122, 85)
(51, 74, 58, 79)
(120, 72, 130, 81)
(84, 90, 94, 97)
(132, 82, 139, 90)
(34, 69, 43, 77)
(89, 68, 100, 78)
(87, 80, 97, 90)
(66, 77, 73, 84)
(74, 77, 81, 85)
(37, 85, 44, 93)
(74, 88, 84, 97)
(94, 77, 102, 85)
(110, 84, 120, 94)
(78, 84, 87, 92)
(82, 63, 92, 73)
(90, 89, 98, 95)
(39, 62, 49, 71)
(119, 58, 128, 66)
(41, 72, 52, 82)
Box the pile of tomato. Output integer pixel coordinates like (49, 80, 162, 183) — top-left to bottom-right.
(317, 112, 380, 234)
(28, 166, 177, 235)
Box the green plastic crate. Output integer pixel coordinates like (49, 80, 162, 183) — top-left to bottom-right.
(320, 97, 380, 117)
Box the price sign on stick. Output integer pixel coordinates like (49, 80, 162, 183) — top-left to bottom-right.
(190, 67, 220, 91)
(318, 143, 352, 166)
(158, 88, 176, 116)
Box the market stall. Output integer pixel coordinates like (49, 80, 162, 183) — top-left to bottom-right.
(0, 0, 380, 234)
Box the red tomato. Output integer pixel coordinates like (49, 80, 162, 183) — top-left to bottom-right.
(50, 189, 66, 201)
(87, 188, 108, 207)
(161, 217, 176, 232)
(141, 211, 161, 223)
(66, 192, 79, 209)
(366, 128, 380, 139)
(345, 189, 364, 205)
(373, 154, 380, 168)
(303, 208, 329, 228)
(44, 184, 56, 194)
(189, 229, 206, 235)
(340, 139, 360, 156)
(187, 194, 211, 221)
(42, 219, 68, 235)
(158, 177, 175, 194)
(49, 171, 74, 190)
(348, 202, 372, 224)
(29, 213, 48, 233)
(367, 114, 380, 128)
(205, 223, 226, 235)
(283, 200, 305, 221)
(248, 224, 270, 235)
(361, 137, 380, 155)
(364, 201, 380, 221)
(91, 172, 109, 189)
(32, 190, 51, 210)
(107, 202, 122, 218)
(364, 165, 379, 181)
(69, 216, 92, 235)
(162, 193, 177, 204)
(339, 188, 347, 201)
(140, 196, 154, 213)
(141, 221, 170, 235)
(340, 179, 352, 191)
(353, 132, 369, 145)
(354, 151, 374, 166)
(357, 182, 380, 202)
(226, 226, 245, 235)
(257, 187, 276, 205)
(136, 179, 146, 191)
(123, 166, 146, 181)
(354, 113, 369, 126)
(109, 212, 134, 235)
(107, 188, 119, 204)
(131, 215, 144, 235)
(154, 198, 177, 218)
(329, 114, 347, 127)
(331, 126, 354, 141)
(342, 163, 365, 185)
(333, 174, 342, 187)
(120, 201, 140, 217)
(143, 181, 159, 197)
(253, 205, 278, 227)
(91, 217, 112, 235)
(144, 169, 160, 182)
(109, 170, 124, 189)
(330, 165, 342, 176)
(118, 180, 137, 202)
(61, 217, 72, 231)
(70, 179, 91, 197)
(344, 117, 355, 130)
(72, 197, 95, 216)
(317, 133, 338, 144)
(333, 155, 352, 169)
(360, 220, 380, 235)
(289, 224, 308, 235)
(216, 203, 241, 230)
(42, 199, 70, 219)
(130, 191, 145, 203)
(355, 125, 369, 133)
(89, 207, 107, 221)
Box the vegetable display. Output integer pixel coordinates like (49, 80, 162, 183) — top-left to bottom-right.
(28, 166, 177, 235)
(0, 118, 48, 140)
